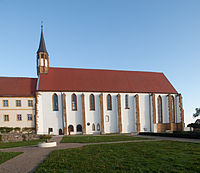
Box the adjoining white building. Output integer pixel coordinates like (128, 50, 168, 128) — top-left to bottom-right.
(0, 26, 184, 135)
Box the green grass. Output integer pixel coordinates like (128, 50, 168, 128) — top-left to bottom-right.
(0, 152, 22, 164)
(36, 141, 200, 173)
(0, 139, 46, 149)
(61, 135, 149, 143)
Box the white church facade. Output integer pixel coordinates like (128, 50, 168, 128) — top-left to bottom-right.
(0, 27, 184, 135)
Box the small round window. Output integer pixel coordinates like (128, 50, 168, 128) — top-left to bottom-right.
(87, 122, 90, 126)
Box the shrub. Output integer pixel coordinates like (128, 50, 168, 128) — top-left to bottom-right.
(0, 135, 1, 141)
(39, 135, 51, 140)
(0, 127, 13, 133)
(22, 127, 35, 133)
(14, 127, 21, 132)
(139, 131, 200, 139)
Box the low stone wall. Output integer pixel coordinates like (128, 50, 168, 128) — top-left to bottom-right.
(1, 133, 40, 143)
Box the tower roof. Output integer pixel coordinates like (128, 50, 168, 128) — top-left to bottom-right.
(37, 25, 48, 53)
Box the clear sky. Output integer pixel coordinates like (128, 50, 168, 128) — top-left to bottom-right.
(0, 0, 200, 125)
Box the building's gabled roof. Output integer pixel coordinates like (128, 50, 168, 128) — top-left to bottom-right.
(38, 67, 178, 94)
(0, 77, 37, 97)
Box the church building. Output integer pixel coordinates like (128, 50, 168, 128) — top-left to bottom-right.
(0, 26, 184, 135)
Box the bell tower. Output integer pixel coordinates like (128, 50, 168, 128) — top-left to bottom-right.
(37, 24, 49, 75)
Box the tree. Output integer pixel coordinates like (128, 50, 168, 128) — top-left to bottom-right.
(193, 108, 200, 118)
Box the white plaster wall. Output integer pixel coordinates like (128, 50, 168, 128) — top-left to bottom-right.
(36, 91, 182, 135)
(121, 93, 136, 133)
(37, 92, 63, 135)
(103, 93, 118, 134)
(138, 94, 151, 132)
(84, 93, 101, 134)
(0, 97, 35, 128)
(65, 92, 83, 135)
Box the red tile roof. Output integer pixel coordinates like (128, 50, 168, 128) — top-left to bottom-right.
(38, 67, 177, 94)
(0, 77, 37, 97)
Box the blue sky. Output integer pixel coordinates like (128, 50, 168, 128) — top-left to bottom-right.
(0, 0, 200, 125)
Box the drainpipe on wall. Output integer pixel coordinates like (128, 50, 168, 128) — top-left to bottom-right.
(61, 92, 65, 134)
(149, 94, 152, 132)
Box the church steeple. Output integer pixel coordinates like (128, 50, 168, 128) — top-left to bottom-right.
(37, 23, 49, 75)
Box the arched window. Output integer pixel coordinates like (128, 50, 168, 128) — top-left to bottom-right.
(52, 93, 58, 111)
(71, 94, 77, 111)
(157, 95, 163, 123)
(97, 123, 100, 131)
(90, 94, 95, 110)
(125, 94, 129, 109)
(68, 125, 74, 132)
(107, 94, 112, 110)
(77, 124, 82, 132)
(172, 96, 175, 123)
(92, 123, 95, 131)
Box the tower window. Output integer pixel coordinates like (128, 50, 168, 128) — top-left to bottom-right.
(72, 94, 77, 111)
(90, 94, 95, 111)
(52, 93, 59, 111)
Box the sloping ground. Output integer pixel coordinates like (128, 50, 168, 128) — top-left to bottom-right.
(36, 141, 200, 173)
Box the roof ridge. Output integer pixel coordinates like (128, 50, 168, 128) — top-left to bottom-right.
(48, 67, 163, 74)
(0, 77, 37, 79)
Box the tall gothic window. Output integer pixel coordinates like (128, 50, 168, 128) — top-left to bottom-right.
(72, 94, 77, 111)
(107, 94, 112, 110)
(53, 93, 58, 111)
(125, 94, 129, 109)
(172, 96, 175, 123)
(90, 94, 95, 110)
(157, 95, 163, 123)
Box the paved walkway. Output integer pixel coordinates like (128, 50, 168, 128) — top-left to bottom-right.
(0, 136, 84, 173)
(0, 135, 199, 173)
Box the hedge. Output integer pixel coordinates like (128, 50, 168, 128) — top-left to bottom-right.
(139, 131, 200, 139)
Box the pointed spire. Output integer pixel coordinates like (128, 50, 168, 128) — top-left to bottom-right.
(37, 22, 48, 53)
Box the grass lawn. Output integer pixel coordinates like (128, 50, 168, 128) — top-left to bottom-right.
(0, 139, 46, 149)
(36, 141, 200, 173)
(0, 152, 22, 164)
(61, 135, 149, 143)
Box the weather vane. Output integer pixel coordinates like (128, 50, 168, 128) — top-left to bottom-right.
(41, 21, 43, 31)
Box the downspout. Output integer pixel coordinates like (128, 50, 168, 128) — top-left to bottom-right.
(149, 94, 152, 132)
(61, 92, 65, 133)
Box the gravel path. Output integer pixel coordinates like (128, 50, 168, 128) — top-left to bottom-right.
(0, 135, 199, 173)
